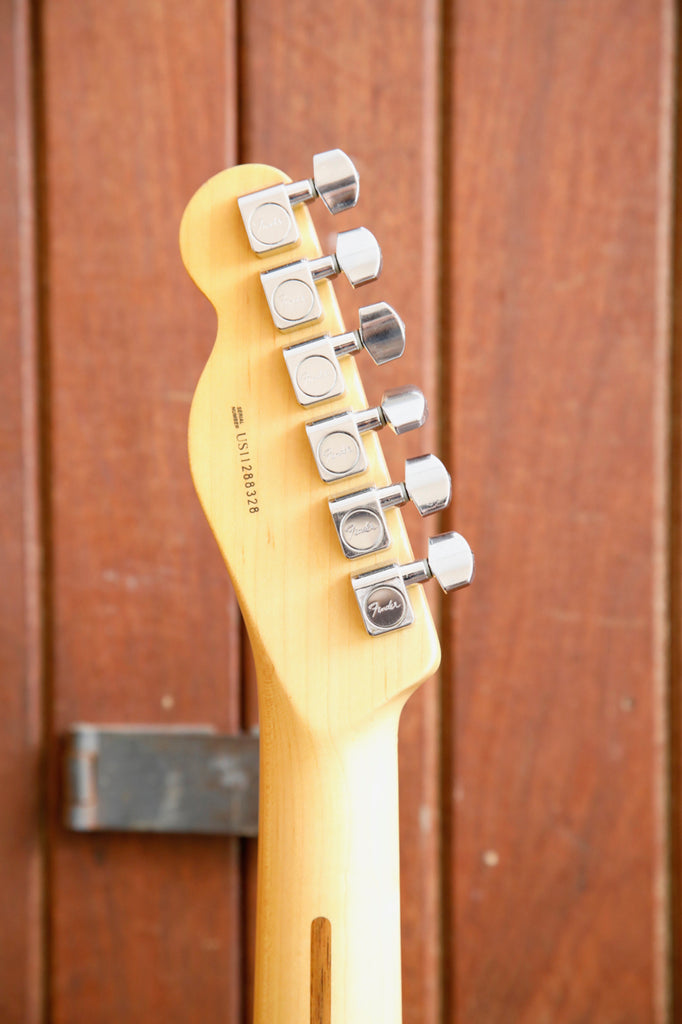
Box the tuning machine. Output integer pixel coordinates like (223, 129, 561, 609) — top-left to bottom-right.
(261, 227, 382, 331)
(283, 303, 405, 406)
(238, 149, 359, 254)
(329, 455, 451, 558)
(306, 386, 427, 482)
(352, 533, 474, 635)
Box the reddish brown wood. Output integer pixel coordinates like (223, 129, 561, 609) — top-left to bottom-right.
(40, 3, 243, 1021)
(310, 917, 332, 1024)
(2, 3, 677, 1021)
(673, 9, 682, 1013)
(0, 2, 44, 1021)
(241, 635, 259, 1024)
(239, 3, 443, 1020)
(445, 2, 673, 1020)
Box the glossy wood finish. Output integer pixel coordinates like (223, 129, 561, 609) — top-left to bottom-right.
(0, 1, 678, 1022)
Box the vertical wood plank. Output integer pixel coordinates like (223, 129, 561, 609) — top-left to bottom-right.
(671, 7, 682, 1015)
(41, 3, 243, 1021)
(0, 2, 44, 1021)
(239, 3, 442, 1021)
(445, 2, 673, 1020)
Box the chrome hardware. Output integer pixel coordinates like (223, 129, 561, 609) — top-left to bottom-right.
(352, 532, 474, 635)
(64, 726, 260, 835)
(283, 302, 405, 406)
(305, 386, 427, 482)
(238, 149, 359, 254)
(329, 455, 451, 558)
(260, 227, 382, 331)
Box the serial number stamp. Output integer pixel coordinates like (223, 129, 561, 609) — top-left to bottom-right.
(232, 406, 260, 514)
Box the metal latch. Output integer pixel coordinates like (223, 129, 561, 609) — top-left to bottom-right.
(64, 725, 259, 836)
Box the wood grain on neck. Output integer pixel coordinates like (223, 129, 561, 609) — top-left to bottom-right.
(252, 677, 406, 1024)
(311, 918, 331, 1024)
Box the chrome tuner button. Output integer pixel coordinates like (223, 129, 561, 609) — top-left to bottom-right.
(335, 227, 382, 286)
(354, 302, 406, 365)
(260, 227, 382, 331)
(352, 532, 474, 636)
(379, 386, 427, 434)
(403, 454, 451, 515)
(329, 455, 451, 558)
(238, 149, 359, 255)
(282, 302, 405, 407)
(305, 387, 427, 483)
(312, 149, 360, 214)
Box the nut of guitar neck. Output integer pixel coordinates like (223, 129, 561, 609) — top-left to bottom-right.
(351, 533, 474, 635)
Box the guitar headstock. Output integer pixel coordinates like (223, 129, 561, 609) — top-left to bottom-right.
(179, 154, 473, 732)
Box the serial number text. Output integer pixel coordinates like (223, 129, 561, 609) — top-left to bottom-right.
(233, 409, 260, 514)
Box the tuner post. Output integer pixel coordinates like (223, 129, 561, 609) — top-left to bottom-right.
(238, 149, 360, 255)
(282, 302, 405, 407)
(352, 533, 474, 635)
(329, 455, 451, 558)
(260, 227, 382, 331)
(305, 386, 427, 483)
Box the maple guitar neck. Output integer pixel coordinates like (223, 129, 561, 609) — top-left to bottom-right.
(180, 159, 471, 1024)
(254, 655, 405, 1024)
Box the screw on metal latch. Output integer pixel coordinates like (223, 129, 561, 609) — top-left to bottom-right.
(351, 532, 474, 635)
(238, 150, 360, 255)
(329, 455, 451, 558)
(305, 386, 427, 483)
(283, 302, 405, 406)
(260, 227, 382, 331)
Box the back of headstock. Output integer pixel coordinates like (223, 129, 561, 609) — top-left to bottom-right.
(179, 152, 474, 1024)
(180, 156, 471, 733)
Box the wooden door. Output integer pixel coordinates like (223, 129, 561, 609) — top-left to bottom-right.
(1, 1, 676, 1021)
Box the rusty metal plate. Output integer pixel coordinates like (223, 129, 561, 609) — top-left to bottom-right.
(64, 725, 259, 836)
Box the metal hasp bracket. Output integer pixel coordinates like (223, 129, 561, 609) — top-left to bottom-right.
(64, 725, 259, 836)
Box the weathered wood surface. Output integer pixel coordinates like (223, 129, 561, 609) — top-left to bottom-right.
(673, 15, 682, 1013)
(40, 2, 244, 1021)
(0, 1, 678, 1022)
(0, 2, 43, 1022)
(446, 2, 673, 1020)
